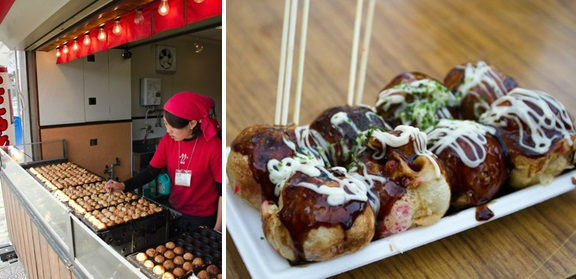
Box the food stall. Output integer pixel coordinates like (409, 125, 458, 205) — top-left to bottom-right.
(0, 0, 222, 278)
(226, 0, 576, 278)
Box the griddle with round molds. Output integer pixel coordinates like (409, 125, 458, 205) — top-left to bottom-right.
(127, 227, 222, 279)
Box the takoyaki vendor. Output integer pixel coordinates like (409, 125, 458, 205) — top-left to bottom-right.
(105, 92, 222, 232)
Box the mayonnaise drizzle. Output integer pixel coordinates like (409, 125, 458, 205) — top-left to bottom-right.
(457, 61, 507, 101)
(294, 109, 386, 167)
(370, 125, 442, 176)
(296, 167, 369, 206)
(479, 88, 576, 155)
(267, 153, 371, 206)
(267, 154, 324, 196)
(428, 119, 496, 168)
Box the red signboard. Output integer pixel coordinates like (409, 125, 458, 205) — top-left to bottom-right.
(55, 0, 222, 64)
(0, 0, 15, 25)
(0, 66, 14, 146)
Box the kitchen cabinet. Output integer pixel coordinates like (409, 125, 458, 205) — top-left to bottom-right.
(36, 51, 85, 126)
(84, 52, 109, 122)
(108, 49, 131, 121)
(36, 49, 131, 126)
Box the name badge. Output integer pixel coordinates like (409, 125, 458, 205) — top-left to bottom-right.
(175, 169, 192, 187)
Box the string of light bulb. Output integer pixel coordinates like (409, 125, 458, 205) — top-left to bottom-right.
(55, 0, 173, 58)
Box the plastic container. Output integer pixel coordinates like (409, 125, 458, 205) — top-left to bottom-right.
(157, 173, 171, 196)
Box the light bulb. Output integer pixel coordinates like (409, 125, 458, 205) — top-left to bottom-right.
(73, 39, 79, 51)
(98, 26, 107, 41)
(113, 19, 122, 35)
(63, 44, 69, 54)
(158, 0, 169, 16)
(194, 0, 204, 3)
(83, 33, 91, 45)
(56, 47, 61, 57)
(134, 9, 144, 24)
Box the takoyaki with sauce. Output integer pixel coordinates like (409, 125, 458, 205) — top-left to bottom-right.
(227, 125, 298, 208)
(479, 88, 576, 187)
(305, 105, 388, 167)
(376, 73, 459, 131)
(261, 166, 375, 262)
(352, 126, 451, 237)
(444, 61, 517, 120)
(428, 119, 508, 208)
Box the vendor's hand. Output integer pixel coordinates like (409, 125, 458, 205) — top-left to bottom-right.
(214, 223, 221, 232)
(104, 180, 125, 193)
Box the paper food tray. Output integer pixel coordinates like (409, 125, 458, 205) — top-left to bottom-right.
(225, 148, 576, 279)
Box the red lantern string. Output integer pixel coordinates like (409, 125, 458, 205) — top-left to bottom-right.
(55, 0, 222, 64)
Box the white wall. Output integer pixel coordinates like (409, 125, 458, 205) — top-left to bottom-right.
(130, 35, 222, 128)
(36, 49, 131, 126)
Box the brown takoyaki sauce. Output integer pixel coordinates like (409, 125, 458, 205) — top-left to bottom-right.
(436, 134, 508, 208)
(231, 125, 297, 202)
(278, 171, 367, 262)
(358, 152, 407, 220)
(475, 204, 494, 221)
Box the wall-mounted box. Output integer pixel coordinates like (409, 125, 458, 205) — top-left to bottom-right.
(140, 78, 162, 106)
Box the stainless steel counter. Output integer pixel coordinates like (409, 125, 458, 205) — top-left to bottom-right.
(0, 148, 146, 279)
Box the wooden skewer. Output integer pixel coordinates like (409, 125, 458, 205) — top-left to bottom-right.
(274, 0, 293, 125)
(347, 0, 365, 106)
(292, 0, 311, 125)
(355, 0, 376, 105)
(281, 0, 300, 125)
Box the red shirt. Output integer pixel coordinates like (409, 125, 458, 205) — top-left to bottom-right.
(150, 133, 222, 217)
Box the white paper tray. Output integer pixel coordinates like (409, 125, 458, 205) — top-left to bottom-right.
(226, 148, 576, 279)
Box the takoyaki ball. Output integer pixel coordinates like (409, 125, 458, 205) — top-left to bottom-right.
(136, 252, 147, 262)
(144, 260, 155, 269)
(154, 255, 165, 264)
(173, 256, 184, 265)
(192, 257, 204, 267)
(227, 124, 297, 208)
(376, 74, 459, 131)
(156, 245, 167, 254)
(183, 252, 194, 261)
(173, 247, 184, 255)
(308, 105, 388, 167)
(165, 241, 176, 249)
(479, 88, 576, 187)
(173, 268, 185, 277)
(153, 265, 165, 275)
(162, 272, 175, 279)
(206, 265, 219, 276)
(196, 270, 209, 279)
(261, 167, 375, 263)
(427, 120, 508, 208)
(383, 71, 434, 89)
(163, 260, 175, 270)
(182, 262, 193, 271)
(362, 126, 451, 238)
(444, 61, 517, 120)
(164, 250, 175, 260)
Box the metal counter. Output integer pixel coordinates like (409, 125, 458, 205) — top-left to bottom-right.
(0, 148, 146, 279)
